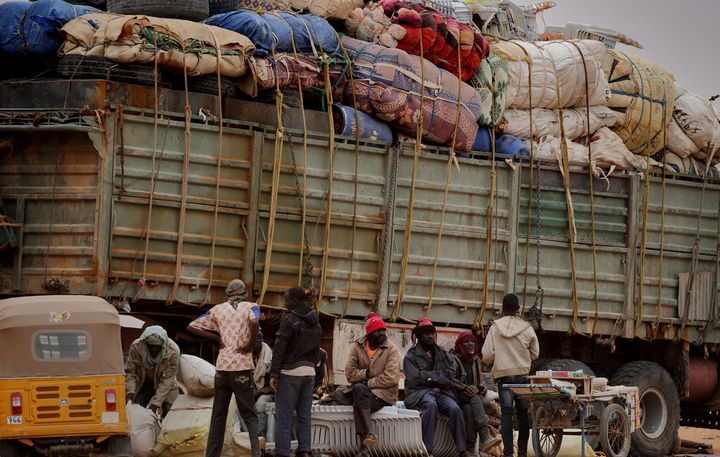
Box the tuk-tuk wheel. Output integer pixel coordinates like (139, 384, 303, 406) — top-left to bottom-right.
(599, 403, 632, 457)
(0, 440, 20, 457)
(532, 407, 563, 457)
(106, 436, 131, 457)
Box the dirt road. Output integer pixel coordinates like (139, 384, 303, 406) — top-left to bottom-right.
(679, 426, 720, 453)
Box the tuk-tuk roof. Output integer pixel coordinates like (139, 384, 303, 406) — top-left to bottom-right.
(0, 296, 124, 378)
(0, 295, 120, 331)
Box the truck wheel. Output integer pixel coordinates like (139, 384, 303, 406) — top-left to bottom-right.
(610, 361, 679, 457)
(0, 440, 19, 457)
(600, 403, 632, 457)
(106, 0, 209, 21)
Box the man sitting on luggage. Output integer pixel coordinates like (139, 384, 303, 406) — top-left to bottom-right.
(403, 317, 467, 457)
(450, 332, 502, 454)
(340, 312, 401, 457)
(125, 325, 180, 417)
(252, 331, 274, 440)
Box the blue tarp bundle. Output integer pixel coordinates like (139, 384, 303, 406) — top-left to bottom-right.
(0, 0, 97, 54)
(205, 11, 338, 56)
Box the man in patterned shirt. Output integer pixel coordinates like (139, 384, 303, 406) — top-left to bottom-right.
(188, 279, 261, 457)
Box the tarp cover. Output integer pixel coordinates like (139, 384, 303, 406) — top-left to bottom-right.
(0, 0, 96, 54)
(60, 13, 255, 77)
(204, 11, 273, 58)
(491, 39, 610, 109)
(342, 37, 483, 151)
(262, 12, 339, 54)
(603, 50, 675, 156)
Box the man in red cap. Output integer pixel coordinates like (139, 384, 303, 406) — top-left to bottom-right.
(340, 312, 401, 457)
(404, 317, 467, 457)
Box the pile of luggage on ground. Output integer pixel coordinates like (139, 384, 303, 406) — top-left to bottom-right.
(1, 0, 720, 177)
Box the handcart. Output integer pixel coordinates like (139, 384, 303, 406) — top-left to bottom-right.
(506, 374, 638, 457)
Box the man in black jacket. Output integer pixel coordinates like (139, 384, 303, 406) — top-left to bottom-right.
(269, 287, 322, 457)
(403, 317, 467, 457)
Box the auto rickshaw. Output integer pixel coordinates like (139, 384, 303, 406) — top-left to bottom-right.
(0, 295, 130, 456)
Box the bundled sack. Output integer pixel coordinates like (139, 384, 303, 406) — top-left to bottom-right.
(666, 118, 699, 159)
(0, 0, 97, 54)
(491, 39, 610, 109)
(534, 127, 659, 175)
(177, 355, 215, 398)
(663, 151, 720, 176)
(342, 37, 483, 151)
(603, 50, 675, 156)
(502, 106, 620, 140)
(468, 52, 509, 126)
(60, 13, 255, 77)
(288, 0, 362, 20)
(668, 88, 720, 161)
(205, 11, 338, 56)
(153, 394, 249, 457)
(127, 402, 160, 457)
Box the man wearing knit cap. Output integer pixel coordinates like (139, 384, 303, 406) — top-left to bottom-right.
(481, 293, 539, 457)
(404, 317, 467, 457)
(188, 279, 261, 457)
(340, 312, 401, 457)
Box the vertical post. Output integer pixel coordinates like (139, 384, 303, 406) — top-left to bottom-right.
(243, 131, 264, 292)
(506, 165, 521, 297)
(624, 173, 639, 339)
(12, 198, 25, 292)
(377, 145, 399, 317)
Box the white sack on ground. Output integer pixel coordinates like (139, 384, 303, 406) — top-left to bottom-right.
(153, 395, 250, 457)
(602, 50, 675, 156)
(60, 14, 255, 77)
(177, 354, 215, 398)
(127, 402, 160, 457)
(672, 89, 720, 162)
(502, 106, 620, 140)
(491, 39, 610, 109)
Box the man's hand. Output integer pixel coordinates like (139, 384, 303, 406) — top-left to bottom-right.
(152, 405, 164, 418)
(465, 385, 480, 396)
(479, 385, 488, 395)
(126, 392, 135, 404)
(270, 377, 278, 392)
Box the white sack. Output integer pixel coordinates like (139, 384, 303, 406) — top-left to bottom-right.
(502, 106, 620, 140)
(127, 402, 160, 457)
(672, 89, 720, 161)
(666, 118, 698, 159)
(491, 40, 610, 109)
(177, 355, 215, 398)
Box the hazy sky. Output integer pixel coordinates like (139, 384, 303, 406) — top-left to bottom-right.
(521, 0, 720, 98)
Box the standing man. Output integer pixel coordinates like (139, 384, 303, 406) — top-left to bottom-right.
(125, 325, 180, 417)
(450, 332, 502, 454)
(481, 293, 540, 457)
(403, 317, 467, 457)
(187, 279, 261, 457)
(342, 312, 401, 456)
(269, 287, 323, 457)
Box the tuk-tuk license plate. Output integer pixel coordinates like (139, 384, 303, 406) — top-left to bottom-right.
(6, 416, 22, 425)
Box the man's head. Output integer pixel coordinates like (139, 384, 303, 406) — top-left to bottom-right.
(365, 312, 388, 347)
(226, 279, 248, 301)
(413, 317, 436, 348)
(284, 287, 308, 309)
(141, 326, 167, 362)
(502, 293, 520, 316)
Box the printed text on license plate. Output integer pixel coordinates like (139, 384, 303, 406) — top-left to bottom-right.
(7, 416, 22, 425)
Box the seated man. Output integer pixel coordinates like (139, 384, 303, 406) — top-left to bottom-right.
(450, 332, 502, 454)
(125, 325, 180, 417)
(403, 317, 467, 457)
(341, 312, 401, 457)
(252, 332, 274, 440)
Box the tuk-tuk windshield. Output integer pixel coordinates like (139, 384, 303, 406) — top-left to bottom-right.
(0, 296, 124, 378)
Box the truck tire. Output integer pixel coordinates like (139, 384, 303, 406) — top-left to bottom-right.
(106, 0, 209, 21)
(56, 55, 159, 86)
(187, 74, 237, 98)
(540, 359, 596, 376)
(209, 0, 237, 15)
(610, 361, 679, 457)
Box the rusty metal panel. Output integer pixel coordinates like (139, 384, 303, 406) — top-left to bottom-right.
(254, 129, 390, 313)
(387, 145, 514, 325)
(678, 272, 716, 322)
(105, 112, 255, 305)
(0, 130, 101, 295)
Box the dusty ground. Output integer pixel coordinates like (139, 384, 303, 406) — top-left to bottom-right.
(679, 426, 720, 453)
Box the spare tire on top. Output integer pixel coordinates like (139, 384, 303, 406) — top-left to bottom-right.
(208, 0, 236, 15)
(107, 0, 209, 21)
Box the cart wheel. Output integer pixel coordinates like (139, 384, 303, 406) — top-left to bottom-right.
(532, 407, 563, 457)
(600, 403, 632, 457)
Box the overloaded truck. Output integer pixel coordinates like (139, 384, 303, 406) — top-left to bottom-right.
(1, 79, 720, 457)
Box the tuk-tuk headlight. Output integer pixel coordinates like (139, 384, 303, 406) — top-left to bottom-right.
(10, 392, 22, 415)
(105, 389, 117, 411)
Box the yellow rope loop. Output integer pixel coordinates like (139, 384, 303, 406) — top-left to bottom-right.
(391, 33, 427, 322)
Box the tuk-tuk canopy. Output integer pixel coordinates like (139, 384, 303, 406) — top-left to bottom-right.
(0, 295, 125, 378)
